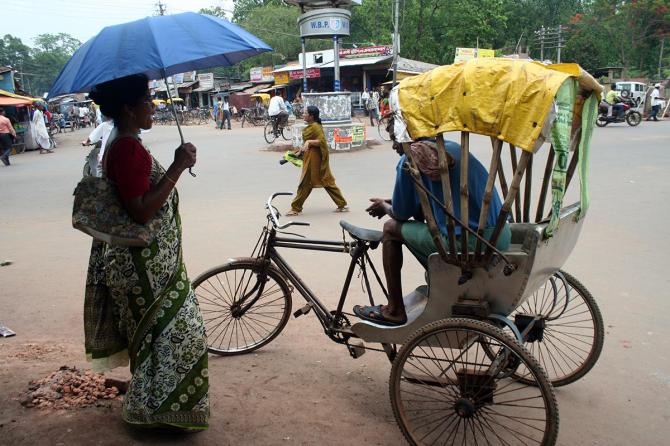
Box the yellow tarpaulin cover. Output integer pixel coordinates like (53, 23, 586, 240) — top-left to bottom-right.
(397, 59, 601, 152)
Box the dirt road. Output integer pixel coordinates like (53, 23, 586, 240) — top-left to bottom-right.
(1, 120, 669, 445)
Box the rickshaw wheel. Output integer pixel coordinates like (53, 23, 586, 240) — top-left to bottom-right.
(508, 271, 604, 387)
(192, 260, 292, 356)
(390, 318, 558, 446)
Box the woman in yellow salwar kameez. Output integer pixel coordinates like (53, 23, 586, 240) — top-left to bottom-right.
(287, 105, 348, 216)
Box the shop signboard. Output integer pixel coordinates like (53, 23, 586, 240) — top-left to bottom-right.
(289, 68, 321, 80)
(339, 45, 391, 59)
(274, 72, 290, 85)
(182, 71, 197, 82)
(261, 66, 275, 82)
(250, 67, 263, 82)
(197, 73, 214, 89)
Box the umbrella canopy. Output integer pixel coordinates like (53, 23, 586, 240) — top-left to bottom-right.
(48, 12, 271, 98)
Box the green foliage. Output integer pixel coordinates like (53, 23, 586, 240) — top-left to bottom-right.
(0, 33, 81, 96)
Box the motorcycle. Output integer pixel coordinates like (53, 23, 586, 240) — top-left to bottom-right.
(596, 91, 642, 127)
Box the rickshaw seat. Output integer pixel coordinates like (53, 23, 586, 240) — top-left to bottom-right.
(351, 203, 585, 345)
(340, 220, 383, 243)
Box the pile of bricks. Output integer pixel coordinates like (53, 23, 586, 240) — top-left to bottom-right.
(19, 366, 121, 409)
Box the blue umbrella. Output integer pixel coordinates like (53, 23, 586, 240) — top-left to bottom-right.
(49, 12, 271, 176)
(49, 12, 271, 98)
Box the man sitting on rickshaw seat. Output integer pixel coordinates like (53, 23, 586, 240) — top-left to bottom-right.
(353, 132, 511, 326)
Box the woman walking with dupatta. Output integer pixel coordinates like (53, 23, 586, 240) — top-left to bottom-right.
(287, 105, 348, 216)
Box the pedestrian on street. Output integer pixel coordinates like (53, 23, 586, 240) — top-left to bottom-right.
(647, 83, 665, 121)
(81, 115, 114, 177)
(32, 103, 53, 154)
(287, 105, 348, 216)
(214, 97, 222, 129)
(372, 88, 381, 125)
(85, 73, 209, 430)
(222, 96, 232, 130)
(0, 107, 17, 166)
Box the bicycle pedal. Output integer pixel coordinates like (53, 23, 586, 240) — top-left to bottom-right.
(347, 340, 366, 359)
(293, 303, 312, 318)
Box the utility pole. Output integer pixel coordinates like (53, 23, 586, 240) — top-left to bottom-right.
(391, 0, 400, 87)
(155, 1, 166, 16)
(534, 25, 565, 63)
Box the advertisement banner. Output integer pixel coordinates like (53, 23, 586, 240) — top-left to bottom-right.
(298, 8, 351, 38)
(454, 47, 495, 63)
(289, 68, 321, 80)
(274, 72, 290, 85)
(339, 45, 392, 59)
(478, 49, 495, 58)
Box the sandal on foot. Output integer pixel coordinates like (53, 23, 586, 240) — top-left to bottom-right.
(353, 304, 405, 326)
(285, 210, 301, 217)
(334, 206, 350, 213)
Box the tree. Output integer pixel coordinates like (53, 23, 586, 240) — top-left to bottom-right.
(28, 33, 81, 96)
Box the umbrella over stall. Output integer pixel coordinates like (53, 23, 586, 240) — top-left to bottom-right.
(49, 12, 272, 175)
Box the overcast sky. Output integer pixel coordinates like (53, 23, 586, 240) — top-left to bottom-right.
(4, 0, 235, 46)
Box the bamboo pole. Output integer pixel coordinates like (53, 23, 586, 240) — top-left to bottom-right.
(535, 147, 555, 222)
(497, 157, 509, 198)
(484, 151, 531, 262)
(509, 144, 521, 222)
(475, 138, 503, 260)
(402, 143, 450, 262)
(435, 135, 458, 259)
(523, 154, 533, 222)
(460, 132, 470, 263)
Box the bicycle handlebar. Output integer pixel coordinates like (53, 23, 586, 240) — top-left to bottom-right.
(266, 192, 311, 229)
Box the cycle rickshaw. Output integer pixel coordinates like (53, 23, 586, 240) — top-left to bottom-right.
(193, 59, 605, 445)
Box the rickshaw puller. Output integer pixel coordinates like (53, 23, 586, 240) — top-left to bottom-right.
(354, 136, 510, 326)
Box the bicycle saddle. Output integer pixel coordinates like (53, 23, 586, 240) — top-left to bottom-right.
(340, 220, 383, 244)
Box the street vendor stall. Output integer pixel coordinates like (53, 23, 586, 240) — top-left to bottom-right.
(0, 89, 41, 151)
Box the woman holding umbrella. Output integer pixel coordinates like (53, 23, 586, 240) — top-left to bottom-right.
(86, 73, 209, 430)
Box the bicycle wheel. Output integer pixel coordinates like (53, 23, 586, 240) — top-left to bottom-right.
(390, 318, 558, 446)
(281, 124, 291, 141)
(508, 271, 604, 387)
(264, 121, 277, 144)
(377, 118, 391, 141)
(191, 260, 292, 356)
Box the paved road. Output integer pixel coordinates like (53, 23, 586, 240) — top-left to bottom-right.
(0, 119, 668, 445)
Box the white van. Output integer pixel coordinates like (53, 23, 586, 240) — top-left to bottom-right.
(615, 81, 647, 109)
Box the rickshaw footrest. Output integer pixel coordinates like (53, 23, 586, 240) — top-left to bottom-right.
(347, 340, 366, 359)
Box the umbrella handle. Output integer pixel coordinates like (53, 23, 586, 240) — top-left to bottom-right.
(163, 71, 196, 178)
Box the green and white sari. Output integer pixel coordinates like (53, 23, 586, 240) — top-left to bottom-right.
(84, 157, 209, 430)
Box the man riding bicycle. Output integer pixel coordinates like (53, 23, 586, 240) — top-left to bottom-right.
(268, 92, 289, 136)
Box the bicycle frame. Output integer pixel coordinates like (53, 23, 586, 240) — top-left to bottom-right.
(236, 218, 387, 343)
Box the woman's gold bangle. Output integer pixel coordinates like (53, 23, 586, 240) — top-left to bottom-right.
(164, 173, 177, 184)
